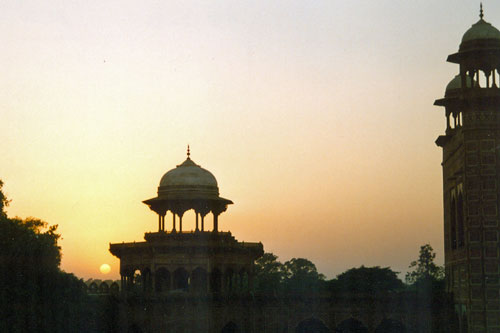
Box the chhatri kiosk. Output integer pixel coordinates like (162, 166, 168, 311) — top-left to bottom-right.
(109, 148, 263, 295)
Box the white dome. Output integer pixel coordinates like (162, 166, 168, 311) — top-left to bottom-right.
(158, 158, 219, 198)
(462, 19, 500, 43)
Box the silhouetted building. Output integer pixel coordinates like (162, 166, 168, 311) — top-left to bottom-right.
(435, 6, 500, 333)
(84, 279, 120, 295)
(107, 150, 433, 332)
(109, 148, 263, 296)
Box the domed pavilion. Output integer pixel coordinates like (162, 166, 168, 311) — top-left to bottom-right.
(142, 146, 233, 234)
(109, 148, 263, 295)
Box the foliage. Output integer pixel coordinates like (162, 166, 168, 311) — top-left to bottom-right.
(330, 266, 403, 294)
(0, 180, 10, 219)
(405, 244, 444, 285)
(404, 244, 452, 332)
(254, 253, 326, 295)
(0, 180, 94, 332)
(254, 252, 286, 295)
(282, 258, 325, 294)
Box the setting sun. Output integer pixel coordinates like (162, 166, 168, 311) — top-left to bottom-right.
(99, 264, 111, 275)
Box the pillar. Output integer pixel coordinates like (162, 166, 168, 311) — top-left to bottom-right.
(172, 214, 176, 232)
(151, 271, 156, 294)
(207, 269, 211, 292)
(201, 215, 205, 231)
(158, 214, 161, 232)
(213, 212, 219, 232)
(195, 213, 199, 231)
(179, 216, 183, 232)
(249, 272, 254, 292)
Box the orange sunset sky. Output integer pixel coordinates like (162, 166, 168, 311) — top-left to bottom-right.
(1, 1, 499, 280)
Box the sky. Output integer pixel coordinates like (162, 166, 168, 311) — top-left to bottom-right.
(1, 1, 499, 280)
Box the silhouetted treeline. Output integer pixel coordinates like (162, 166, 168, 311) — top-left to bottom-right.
(0, 179, 456, 331)
(254, 247, 457, 331)
(0, 180, 106, 332)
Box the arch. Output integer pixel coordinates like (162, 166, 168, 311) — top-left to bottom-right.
(221, 321, 239, 333)
(128, 324, 143, 333)
(155, 268, 171, 293)
(335, 318, 368, 333)
(132, 269, 142, 292)
(451, 196, 457, 250)
(210, 268, 222, 293)
(374, 319, 406, 333)
(239, 267, 249, 292)
(296, 317, 330, 333)
(141, 268, 152, 292)
(173, 267, 189, 291)
(99, 282, 109, 294)
(191, 267, 208, 293)
(179, 209, 198, 232)
(461, 312, 469, 333)
(224, 268, 235, 293)
(89, 282, 98, 294)
(110, 282, 120, 293)
(457, 193, 465, 248)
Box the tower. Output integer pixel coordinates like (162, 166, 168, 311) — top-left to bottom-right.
(435, 6, 500, 332)
(109, 149, 263, 297)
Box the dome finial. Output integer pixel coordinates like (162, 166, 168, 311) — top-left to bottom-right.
(480, 2, 484, 20)
(187, 144, 191, 159)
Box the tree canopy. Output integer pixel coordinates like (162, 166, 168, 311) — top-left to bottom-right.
(405, 244, 444, 285)
(0, 180, 94, 331)
(254, 253, 326, 296)
(254, 252, 286, 295)
(283, 258, 325, 294)
(331, 266, 403, 294)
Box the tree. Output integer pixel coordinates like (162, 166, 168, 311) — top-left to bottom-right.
(405, 244, 451, 332)
(0, 180, 93, 331)
(283, 258, 325, 295)
(0, 180, 10, 219)
(405, 244, 444, 285)
(331, 266, 403, 294)
(254, 252, 286, 295)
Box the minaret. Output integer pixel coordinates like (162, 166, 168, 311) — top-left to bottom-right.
(435, 5, 500, 333)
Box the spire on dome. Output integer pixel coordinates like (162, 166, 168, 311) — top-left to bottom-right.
(187, 145, 191, 159)
(480, 2, 484, 20)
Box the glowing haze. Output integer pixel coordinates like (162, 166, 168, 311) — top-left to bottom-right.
(1, 1, 498, 279)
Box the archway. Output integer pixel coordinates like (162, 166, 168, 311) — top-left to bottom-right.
(191, 267, 208, 293)
(155, 268, 171, 293)
(224, 268, 235, 293)
(89, 282, 98, 294)
(99, 282, 109, 294)
(132, 269, 142, 292)
(451, 197, 457, 249)
(210, 268, 222, 293)
(128, 324, 143, 333)
(110, 282, 119, 293)
(221, 321, 239, 333)
(173, 268, 189, 291)
(239, 268, 249, 293)
(457, 193, 464, 247)
(374, 319, 406, 333)
(335, 318, 368, 333)
(141, 268, 152, 292)
(296, 317, 330, 332)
